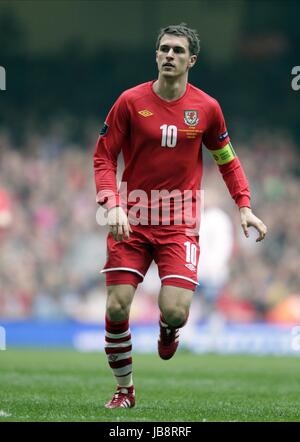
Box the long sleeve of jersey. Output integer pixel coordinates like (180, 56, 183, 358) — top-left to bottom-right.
(94, 93, 129, 210)
(217, 157, 251, 208)
(203, 100, 251, 209)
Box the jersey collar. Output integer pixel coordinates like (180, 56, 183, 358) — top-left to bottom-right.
(149, 80, 190, 106)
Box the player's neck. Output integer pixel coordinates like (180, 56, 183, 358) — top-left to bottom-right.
(153, 76, 188, 102)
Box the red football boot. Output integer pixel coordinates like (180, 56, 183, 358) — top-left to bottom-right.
(158, 318, 180, 360)
(105, 385, 135, 409)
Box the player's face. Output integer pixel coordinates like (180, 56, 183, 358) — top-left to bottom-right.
(156, 35, 197, 78)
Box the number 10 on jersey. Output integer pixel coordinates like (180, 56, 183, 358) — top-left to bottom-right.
(160, 124, 178, 148)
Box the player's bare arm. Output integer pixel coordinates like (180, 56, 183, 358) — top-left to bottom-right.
(239, 206, 267, 242)
(107, 206, 132, 241)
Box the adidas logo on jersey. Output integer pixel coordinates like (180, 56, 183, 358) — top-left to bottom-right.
(185, 263, 196, 272)
(138, 109, 154, 117)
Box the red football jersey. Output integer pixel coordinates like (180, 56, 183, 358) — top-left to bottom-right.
(94, 80, 250, 227)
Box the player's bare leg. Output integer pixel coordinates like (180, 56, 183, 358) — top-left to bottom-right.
(104, 284, 136, 408)
(158, 285, 194, 360)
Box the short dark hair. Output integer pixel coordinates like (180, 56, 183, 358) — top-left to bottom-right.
(156, 23, 200, 56)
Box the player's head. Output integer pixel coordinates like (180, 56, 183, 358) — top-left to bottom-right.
(155, 23, 200, 78)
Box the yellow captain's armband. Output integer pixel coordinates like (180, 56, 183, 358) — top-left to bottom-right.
(210, 142, 236, 165)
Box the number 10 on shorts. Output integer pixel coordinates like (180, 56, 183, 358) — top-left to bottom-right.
(184, 241, 197, 266)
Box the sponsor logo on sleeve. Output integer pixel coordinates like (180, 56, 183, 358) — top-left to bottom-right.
(218, 131, 228, 141)
(99, 122, 109, 136)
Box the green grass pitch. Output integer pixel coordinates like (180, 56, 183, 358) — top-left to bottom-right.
(0, 349, 300, 422)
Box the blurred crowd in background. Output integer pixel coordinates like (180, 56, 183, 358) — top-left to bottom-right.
(1, 123, 299, 324)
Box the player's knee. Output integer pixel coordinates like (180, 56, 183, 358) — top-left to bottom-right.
(106, 286, 132, 321)
(162, 307, 188, 327)
(106, 300, 130, 321)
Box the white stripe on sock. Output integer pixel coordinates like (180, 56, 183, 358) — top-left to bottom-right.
(113, 364, 132, 376)
(105, 340, 132, 349)
(105, 330, 130, 339)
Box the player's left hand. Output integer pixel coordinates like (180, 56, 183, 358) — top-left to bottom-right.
(239, 207, 267, 242)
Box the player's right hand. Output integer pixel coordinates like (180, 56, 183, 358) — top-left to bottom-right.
(107, 206, 132, 241)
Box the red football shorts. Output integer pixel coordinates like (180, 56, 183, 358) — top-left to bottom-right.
(101, 225, 200, 291)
